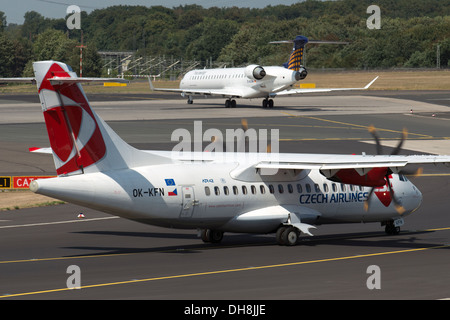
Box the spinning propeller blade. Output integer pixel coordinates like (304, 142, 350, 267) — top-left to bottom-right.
(364, 126, 409, 214)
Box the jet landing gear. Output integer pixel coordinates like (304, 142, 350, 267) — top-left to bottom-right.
(262, 98, 274, 108)
(384, 221, 401, 235)
(201, 229, 224, 243)
(275, 226, 299, 246)
(225, 99, 237, 108)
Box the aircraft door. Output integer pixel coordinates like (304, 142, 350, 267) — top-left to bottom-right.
(180, 186, 197, 218)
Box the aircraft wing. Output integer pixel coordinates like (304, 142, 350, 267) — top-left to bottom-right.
(271, 76, 378, 97)
(148, 77, 242, 98)
(253, 153, 450, 177)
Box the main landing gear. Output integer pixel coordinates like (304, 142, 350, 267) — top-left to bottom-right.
(384, 221, 401, 235)
(225, 99, 237, 108)
(262, 98, 274, 108)
(275, 225, 300, 246)
(200, 229, 224, 243)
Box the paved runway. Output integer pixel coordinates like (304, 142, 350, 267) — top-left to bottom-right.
(0, 91, 449, 302)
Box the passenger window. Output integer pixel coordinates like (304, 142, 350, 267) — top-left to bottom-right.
(332, 183, 337, 192)
(260, 185, 266, 194)
(278, 184, 284, 193)
(214, 186, 220, 195)
(323, 184, 329, 192)
(314, 184, 320, 193)
(305, 184, 311, 193)
(233, 186, 238, 195)
(205, 186, 210, 196)
(224, 186, 229, 195)
(287, 184, 293, 193)
(251, 185, 256, 195)
(242, 185, 248, 195)
(340, 184, 346, 192)
(269, 185, 274, 194)
(297, 184, 303, 193)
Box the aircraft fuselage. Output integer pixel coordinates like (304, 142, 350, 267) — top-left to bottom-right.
(180, 66, 300, 99)
(32, 159, 422, 234)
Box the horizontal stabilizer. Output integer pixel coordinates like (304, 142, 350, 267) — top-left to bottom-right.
(29, 147, 52, 154)
(0, 78, 36, 84)
(0, 77, 128, 85)
(48, 77, 129, 85)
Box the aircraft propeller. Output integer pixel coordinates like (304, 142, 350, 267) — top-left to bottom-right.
(364, 125, 411, 214)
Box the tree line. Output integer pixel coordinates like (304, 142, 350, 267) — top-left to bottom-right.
(1, 0, 449, 78)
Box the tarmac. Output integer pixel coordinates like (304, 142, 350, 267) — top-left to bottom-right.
(0, 90, 449, 301)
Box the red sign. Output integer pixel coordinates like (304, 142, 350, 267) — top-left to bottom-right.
(12, 176, 55, 189)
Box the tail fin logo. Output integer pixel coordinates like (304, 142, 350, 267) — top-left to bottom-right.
(287, 47, 304, 71)
(282, 35, 308, 72)
(374, 177, 393, 207)
(36, 62, 106, 175)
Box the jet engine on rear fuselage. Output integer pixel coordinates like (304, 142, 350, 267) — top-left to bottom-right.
(245, 65, 266, 80)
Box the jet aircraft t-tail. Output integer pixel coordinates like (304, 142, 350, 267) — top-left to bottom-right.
(150, 35, 373, 108)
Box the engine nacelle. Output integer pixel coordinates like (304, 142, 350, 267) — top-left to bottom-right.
(295, 67, 308, 81)
(322, 167, 388, 187)
(245, 65, 266, 80)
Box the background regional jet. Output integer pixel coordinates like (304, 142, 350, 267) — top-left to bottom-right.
(150, 35, 378, 108)
(3, 60, 449, 246)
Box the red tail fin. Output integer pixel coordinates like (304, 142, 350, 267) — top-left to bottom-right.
(35, 61, 106, 175)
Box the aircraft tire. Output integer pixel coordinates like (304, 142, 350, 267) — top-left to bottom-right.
(262, 99, 268, 108)
(201, 229, 210, 242)
(268, 99, 274, 108)
(276, 226, 287, 245)
(201, 229, 224, 243)
(385, 223, 400, 235)
(282, 227, 299, 246)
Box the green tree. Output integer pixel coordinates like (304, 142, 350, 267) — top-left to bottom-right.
(0, 34, 14, 76)
(185, 18, 239, 62)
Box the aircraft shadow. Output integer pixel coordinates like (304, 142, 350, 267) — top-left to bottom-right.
(164, 103, 323, 112)
(63, 229, 448, 257)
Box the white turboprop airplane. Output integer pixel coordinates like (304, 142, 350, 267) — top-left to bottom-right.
(150, 35, 378, 108)
(4, 60, 450, 246)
